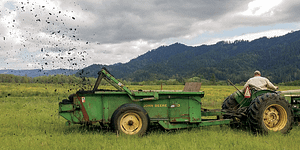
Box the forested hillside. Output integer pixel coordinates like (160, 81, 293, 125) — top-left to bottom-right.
(77, 30, 300, 84)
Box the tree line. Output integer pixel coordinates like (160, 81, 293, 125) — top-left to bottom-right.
(0, 74, 96, 85)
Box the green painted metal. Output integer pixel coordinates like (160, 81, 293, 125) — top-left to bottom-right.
(233, 89, 277, 107)
(59, 67, 231, 131)
(233, 89, 300, 110)
(198, 119, 231, 126)
(201, 109, 224, 116)
(59, 104, 73, 112)
(232, 91, 246, 106)
(280, 90, 300, 119)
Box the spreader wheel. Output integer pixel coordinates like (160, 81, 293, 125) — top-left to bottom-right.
(111, 104, 149, 135)
(119, 112, 143, 134)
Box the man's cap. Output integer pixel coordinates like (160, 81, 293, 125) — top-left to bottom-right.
(254, 70, 261, 75)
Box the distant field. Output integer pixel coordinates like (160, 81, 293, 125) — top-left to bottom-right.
(1, 83, 300, 149)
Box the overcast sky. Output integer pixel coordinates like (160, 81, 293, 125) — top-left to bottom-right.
(1, 0, 300, 70)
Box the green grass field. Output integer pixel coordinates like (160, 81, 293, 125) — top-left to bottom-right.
(1, 83, 300, 149)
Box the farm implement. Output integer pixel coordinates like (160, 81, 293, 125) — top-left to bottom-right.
(59, 68, 300, 135)
(59, 68, 230, 135)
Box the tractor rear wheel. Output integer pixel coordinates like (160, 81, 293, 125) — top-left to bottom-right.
(247, 93, 293, 134)
(111, 104, 149, 136)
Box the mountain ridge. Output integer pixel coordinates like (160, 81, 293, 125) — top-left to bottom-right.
(2, 30, 300, 84)
(77, 30, 300, 83)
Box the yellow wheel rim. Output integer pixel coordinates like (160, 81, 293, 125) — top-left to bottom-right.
(119, 112, 142, 135)
(263, 104, 287, 131)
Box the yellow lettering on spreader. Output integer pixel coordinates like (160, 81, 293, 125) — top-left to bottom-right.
(144, 104, 168, 107)
(155, 104, 167, 107)
(143, 104, 153, 107)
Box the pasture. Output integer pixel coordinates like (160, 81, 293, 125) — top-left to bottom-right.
(1, 83, 300, 149)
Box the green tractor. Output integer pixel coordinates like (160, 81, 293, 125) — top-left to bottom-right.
(221, 81, 296, 134)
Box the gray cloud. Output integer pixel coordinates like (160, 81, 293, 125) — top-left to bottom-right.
(72, 0, 253, 43)
(1, 0, 300, 70)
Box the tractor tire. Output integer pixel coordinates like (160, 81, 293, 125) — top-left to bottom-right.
(222, 94, 240, 110)
(111, 103, 149, 136)
(247, 93, 293, 134)
(221, 94, 243, 129)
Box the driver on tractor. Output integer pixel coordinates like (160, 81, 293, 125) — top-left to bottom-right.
(242, 70, 278, 92)
(222, 72, 293, 134)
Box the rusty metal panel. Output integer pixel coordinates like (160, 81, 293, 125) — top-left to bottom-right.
(189, 97, 202, 123)
(71, 95, 84, 122)
(169, 99, 189, 122)
(82, 96, 103, 122)
(103, 97, 109, 123)
(183, 82, 201, 92)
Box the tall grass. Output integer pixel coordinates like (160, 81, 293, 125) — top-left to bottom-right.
(1, 83, 300, 149)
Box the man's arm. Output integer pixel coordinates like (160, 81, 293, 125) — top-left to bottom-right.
(265, 78, 278, 90)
